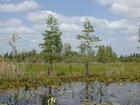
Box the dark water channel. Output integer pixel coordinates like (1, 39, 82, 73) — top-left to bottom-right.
(0, 82, 140, 105)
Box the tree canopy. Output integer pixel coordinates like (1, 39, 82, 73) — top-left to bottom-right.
(96, 45, 117, 62)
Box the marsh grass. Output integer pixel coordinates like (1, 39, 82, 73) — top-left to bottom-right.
(0, 62, 140, 89)
(0, 61, 17, 80)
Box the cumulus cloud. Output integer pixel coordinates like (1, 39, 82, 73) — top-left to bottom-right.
(0, 18, 23, 27)
(0, 18, 38, 41)
(0, 0, 40, 12)
(99, 19, 137, 34)
(26, 11, 85, 25)
(95, 0, 140, 20)
(0, 26, 36, 35)
(119, 35, 139, 52)
(120, 35, 139, 55)
(26, 11, 49, 24)
(27, 10, 137, 35)
(60, 23, 80, 33)
(111, 3, 129, 15)
(126, 36, 138, 43)
(95, 0, 140, 6)
(32, 24, 46, 32)
(110, 3, 140, 19)
(5, 18, 22, 27)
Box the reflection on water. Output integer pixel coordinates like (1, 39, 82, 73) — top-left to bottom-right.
(0, 82, 140, 105)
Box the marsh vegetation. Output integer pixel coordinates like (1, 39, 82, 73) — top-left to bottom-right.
(0, 62, 140, 88)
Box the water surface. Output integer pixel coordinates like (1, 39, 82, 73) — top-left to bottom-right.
(0, 82, 140, 105)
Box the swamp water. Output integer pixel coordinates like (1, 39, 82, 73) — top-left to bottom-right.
(0, 82, 140, 105)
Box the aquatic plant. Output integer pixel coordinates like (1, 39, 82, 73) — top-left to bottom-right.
(48, 97, 56, 105)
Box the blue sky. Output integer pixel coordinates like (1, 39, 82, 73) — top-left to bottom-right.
(0, 0, 140, 56)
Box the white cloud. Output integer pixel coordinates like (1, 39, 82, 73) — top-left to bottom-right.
(27, 10, 68, 24)
(126, 36, 138, 43)
(120, 36, 139, 54)
(111, 3, 129, 14)
(119, 35, 139, 52)
(60, 23, 80, 33)
(0, 0, 40, 12)
(110, 3, 140, 19)
(101, 19, 124, 30)
(0, 18, 23, 27)
(5, 18, 22, 27)
(0, 26, 36, 35)
(27, 10, 137, 34)
(27, 11, 83, 25)
(95, 0, 140, 20)
(32, 24, 46, 32)
(95, 0, 140, 6)
(92, 18, 137, 34)
(26, 11, 48, 24)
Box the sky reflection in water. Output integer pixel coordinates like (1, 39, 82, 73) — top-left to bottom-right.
(0, 82, 140, 105)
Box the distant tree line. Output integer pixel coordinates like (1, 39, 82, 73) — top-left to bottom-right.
(3, 49, 40, 63)
(119, 53, 140, 62)
(3, 45, 140, 63)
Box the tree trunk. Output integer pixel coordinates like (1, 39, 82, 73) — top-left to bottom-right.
(48, 86, 52, 98)
(85, 61, 89, 76)
(85, 83, 89, 99)
(48, 60, 53, 75)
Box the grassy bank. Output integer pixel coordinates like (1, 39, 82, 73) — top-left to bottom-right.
(0, 62, 140, 89)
